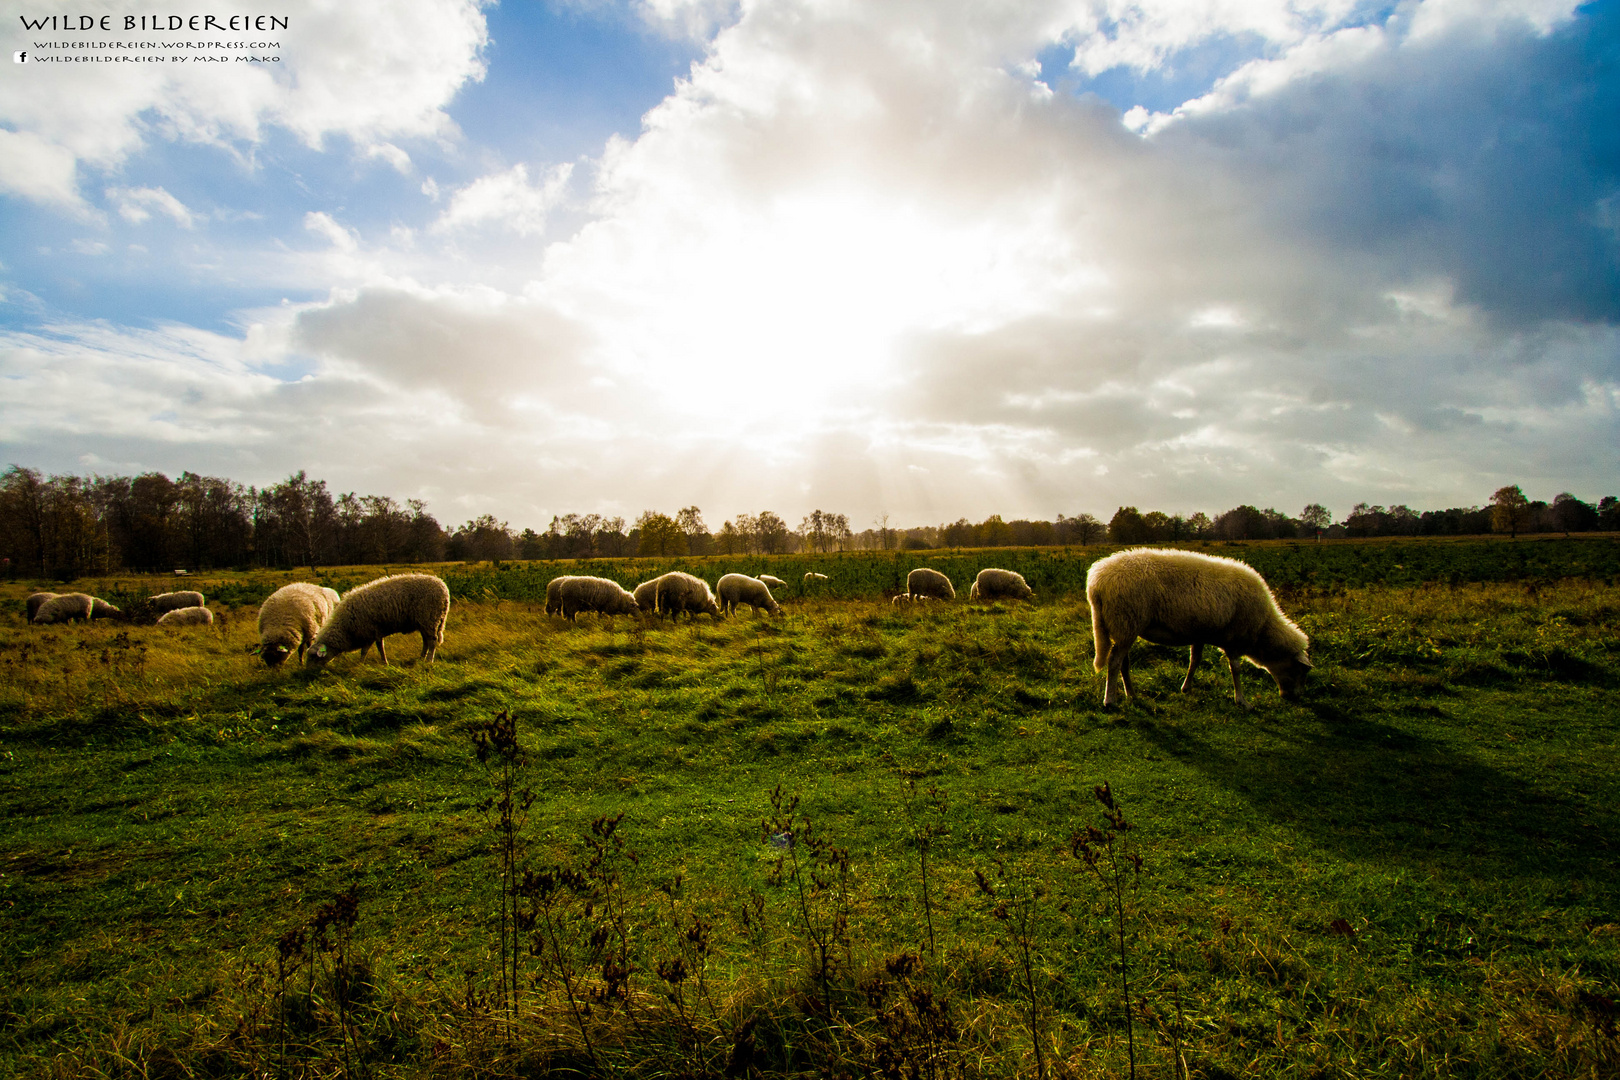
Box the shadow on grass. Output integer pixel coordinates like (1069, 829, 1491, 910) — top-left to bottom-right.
(1135, 694, 1617, 884)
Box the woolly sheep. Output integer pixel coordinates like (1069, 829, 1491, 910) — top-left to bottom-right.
(546, 576, 640, 622)
(969, 568, 1035, 603)
(632, 578, 661, 615)
(647, 571, 722, 620)
(157, 606, 215, 627)
(306, 573, 450, 669)
(32, 592, 115, 625)
(907, 568, 956, 601)
(757, 574, 788, 591)
(804, 572, 829, 582)
(717, 573, 782, 617)
(1086, 548, 1311, 710)
(26, 592, 60, 622)
(255, 582, 341, 667)
(149, 590, 205, 613)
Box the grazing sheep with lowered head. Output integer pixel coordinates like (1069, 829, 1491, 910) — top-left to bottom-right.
(26, 592, 60, 622)
(645, 571, 722, 620)
(255, 583, 341, 667)
(717, 574, 781, 617)
(306, 573, 450, 669)
(907, 568, 956, 601)
(150, 590, 205, 613)
(804, 572, 829, 583)
(157, 606, 214, 627)
(1086, 548, 1310, 710)
(33, 593, 110, 624)
(970, 568, 1034, 603)
(546, 576, 640, 622)
(757, 574, 788, 591)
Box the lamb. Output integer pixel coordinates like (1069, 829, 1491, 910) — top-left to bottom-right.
(545, 575, 640, 622)
(969, 568, 1035, 603)
(907, 568, 956, 601)
(26, 592, 60, 621)
(640, 571, 722, 620)
(1086, 548, 1311, 710)
(157, 606, 215, 627)
(717, 573, 782, 617)
(306, 573, 450, 669)
(254, 582, 341, 667)
(32, 593, 108, 624)
(757, 574, 788, 591)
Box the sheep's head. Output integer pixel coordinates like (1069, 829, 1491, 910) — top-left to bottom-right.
(1270, 651, 1313, 699)
(260, 642, 293, 668)
(305, 641, 336, 669)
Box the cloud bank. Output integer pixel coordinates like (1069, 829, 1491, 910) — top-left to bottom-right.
(1, 0, 1615, 527)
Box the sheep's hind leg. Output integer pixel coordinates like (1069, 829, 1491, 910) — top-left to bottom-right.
(1224, 649, 1250, 710)
(1180, 643, 1203, 693)
(1120, 646, 1138, 699)
(1103, 638, 1133, 708)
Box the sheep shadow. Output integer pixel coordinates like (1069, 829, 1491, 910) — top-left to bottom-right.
(1134, 701, 1616, 883)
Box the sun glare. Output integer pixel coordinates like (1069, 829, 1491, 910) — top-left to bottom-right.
(557, 188, 1102, 438)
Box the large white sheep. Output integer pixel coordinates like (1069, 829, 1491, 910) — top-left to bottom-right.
(645, 571, 722, 620)
(969, 568, 1035, 603)
(1086, 548, 1310, 710)
(157, 606, 214, 627)
(33, 593, 105, 624)
(25, 592, 60, 622)
(717, 573, 782, 617)
(907, 568, 956, 601)
(306, 573, 450, 668)
(546, 576, 640, 622)
(255, 582, 341, 667)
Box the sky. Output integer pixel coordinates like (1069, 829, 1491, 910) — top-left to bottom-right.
(1, 0, 1616, 532)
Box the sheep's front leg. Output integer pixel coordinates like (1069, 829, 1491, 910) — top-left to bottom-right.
(376, 637, 389, 666)
(1225, 649, 1250, 710)
(1180, 643, 1203, 693)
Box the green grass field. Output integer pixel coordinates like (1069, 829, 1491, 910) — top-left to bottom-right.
(2, 538, 1617, 1078)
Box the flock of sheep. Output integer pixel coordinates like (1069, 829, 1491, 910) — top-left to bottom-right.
(20, 550, 1312, 708)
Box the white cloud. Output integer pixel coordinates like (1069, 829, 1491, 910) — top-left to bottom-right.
(106, 186, 197, 228)
(304, 211, 360, 252)
(432, 163, 575, 236)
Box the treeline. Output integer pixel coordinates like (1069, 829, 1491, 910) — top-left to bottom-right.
(2, 464, 1615, 580)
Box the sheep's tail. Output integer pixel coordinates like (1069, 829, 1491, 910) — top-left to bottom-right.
(1090, 598, 1110, 672)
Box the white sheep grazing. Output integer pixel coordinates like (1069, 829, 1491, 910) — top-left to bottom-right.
(157, 606, 215, 627)
(26, 592, 60, 622)
(907, 568, 956, 601)
(1086, 548, 1310, 710)
(33, 593, 98, 624)
(650, 571, 722, 620)
(632, 578, 661, 616)
(717, 573, 782, 617)
(306, 573, 450, 668)
(149, 590, 206, 613)
(804, 572, 829, 583)
(91, 598, 123, 620)
(757, 574, 788, 591)
(255, 582, 341, 667)
(546, 576, 640, 622)
(970, 568, 1035, 603)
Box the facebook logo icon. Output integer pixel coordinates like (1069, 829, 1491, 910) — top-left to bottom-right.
(13, 51, 26, 63)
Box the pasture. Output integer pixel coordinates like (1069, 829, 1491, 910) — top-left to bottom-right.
(1, 538, 1617, 1078)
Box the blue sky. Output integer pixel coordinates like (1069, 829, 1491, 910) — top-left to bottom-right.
(1, 0, 1616, 529)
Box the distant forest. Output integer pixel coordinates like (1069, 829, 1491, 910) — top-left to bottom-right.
(0, 464, 1614, 579)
